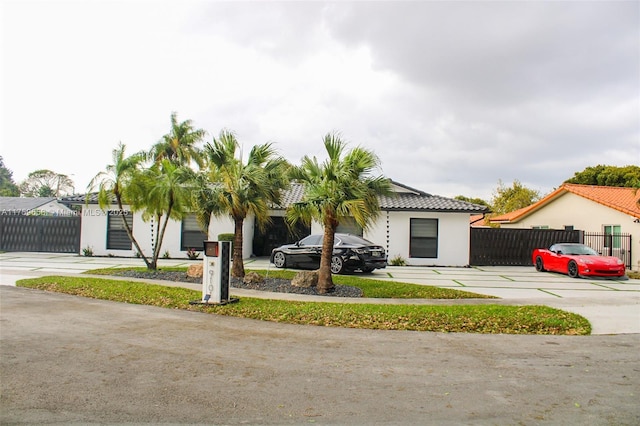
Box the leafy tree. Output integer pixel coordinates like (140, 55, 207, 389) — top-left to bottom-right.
(286, 132, 392, 293)
(0, 156, 20, 196)
(88, 143, 152, 267)
(565, 165, 640, 187)
(454, 195, 490, 208)
(194, 130, 290, 278)
(149, 112, 206, 168)
(19, 169, 75, 197)
(490, 179, 540, 216)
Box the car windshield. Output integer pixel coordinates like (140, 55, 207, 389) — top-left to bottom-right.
(556, 244, 599, 255)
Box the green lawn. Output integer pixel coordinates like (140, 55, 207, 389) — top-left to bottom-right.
(17, 274, 591, 335)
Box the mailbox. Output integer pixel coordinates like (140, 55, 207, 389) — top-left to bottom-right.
(201, 240, 232, 304)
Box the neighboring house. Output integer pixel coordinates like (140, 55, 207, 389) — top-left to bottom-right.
(489, 184, 640, 271)
(0, 197, 74, 216)
(63, 181, 488, 266)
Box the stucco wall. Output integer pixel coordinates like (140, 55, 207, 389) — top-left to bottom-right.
(80, 205, 196, 259)
(500, 192, 640, 270)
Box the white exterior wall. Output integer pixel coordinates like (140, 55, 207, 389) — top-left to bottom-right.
(383, 211, 471, 266)
(500, 193, 640, 271)
(79, 204, 197, 259)
(208, 214, 255, 258)
(30, 200, 73, 216)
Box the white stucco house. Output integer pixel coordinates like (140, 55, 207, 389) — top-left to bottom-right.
(62, 181, 488, 266)
(490, 183, 640, 271)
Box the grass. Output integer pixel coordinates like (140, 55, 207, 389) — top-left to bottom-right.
(16, 275, 591, 335)
(85, 267, 496, 299)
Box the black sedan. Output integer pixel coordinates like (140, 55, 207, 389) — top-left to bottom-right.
(270, 233, 387, 274)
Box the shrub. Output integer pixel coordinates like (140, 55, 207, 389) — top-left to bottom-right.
(389, 255, 406, 266)
(82, 246, 94, 257)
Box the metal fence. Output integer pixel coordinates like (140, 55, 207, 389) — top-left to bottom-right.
(470, 228, 582, 266)
(582, 232, 632, 269)
(0, 215, 81, 253)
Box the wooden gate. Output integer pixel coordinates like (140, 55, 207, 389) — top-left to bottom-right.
(470, 228, 582, 266)
(0, 215, 81, 253)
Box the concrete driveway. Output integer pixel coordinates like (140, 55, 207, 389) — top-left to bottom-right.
(1, 252, 639, 334)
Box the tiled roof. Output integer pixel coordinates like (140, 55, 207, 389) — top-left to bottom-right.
(491, 184, 640, 223)
(60, 193, 105, 205)
(272, 183, 488, 213)
(0, 197, 58, 212)
(69, 182, 489, 214)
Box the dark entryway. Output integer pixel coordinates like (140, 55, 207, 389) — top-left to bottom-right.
(252, 217, 310, 257)
(0, 215, 81, 253)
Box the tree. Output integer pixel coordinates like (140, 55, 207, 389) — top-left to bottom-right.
(286, 132, 392, 293)
(0, 156, 20, 196)
(194, 130, 290, 278)
(138, 159, 198, 269)
(565, 165, 640, 187)
(149, 112, 206, 168)
(454, 195, 490, 208)
(88, 143, 153, 268)
(19, 169, 75, 197)
(490, 179, 540, 216)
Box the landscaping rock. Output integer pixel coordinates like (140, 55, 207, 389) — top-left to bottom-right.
(186, 264, 203, 278)
(243, 271, 264, 284)
(291, 270, 318, 288)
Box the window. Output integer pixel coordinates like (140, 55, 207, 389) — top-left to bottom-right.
(181, 214, 207, 251)
(107, 211, 133, 250)
(410, 218, 438, 258)
(604, 225, 621, 249)
(336, 217, 363, 236)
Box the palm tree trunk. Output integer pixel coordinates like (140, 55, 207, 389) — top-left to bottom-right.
(115, 193, 153, 269)
(317, 226, 336, 294)
(232, 218, 245, 278)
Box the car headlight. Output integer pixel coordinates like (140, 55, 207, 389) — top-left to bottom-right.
(616, 258, 624, 265)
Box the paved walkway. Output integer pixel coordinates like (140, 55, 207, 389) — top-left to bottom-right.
(1, 252, 639, 334)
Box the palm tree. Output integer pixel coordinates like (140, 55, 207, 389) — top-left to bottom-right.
(87, 143, 152, 268)
(139, 159, 198, 269)
(193, 130, 289, 278)
(149, 112, 206, 168)
(286, 132, 392, 293)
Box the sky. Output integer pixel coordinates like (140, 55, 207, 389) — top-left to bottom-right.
(1, 0, 639, 201)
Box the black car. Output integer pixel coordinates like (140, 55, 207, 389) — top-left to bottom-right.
(269, 233, 387, 274)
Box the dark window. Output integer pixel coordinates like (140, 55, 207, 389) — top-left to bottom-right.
(107, 211, 133, 250)
(181, 214, 207, 251)
(336, 217, 363, 236)
(410, 218, 438, 258)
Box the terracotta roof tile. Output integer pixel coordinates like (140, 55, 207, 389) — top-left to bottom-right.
(491, 184, 640, 223)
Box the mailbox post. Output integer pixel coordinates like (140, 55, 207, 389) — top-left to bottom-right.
(201, 240, 232, 304)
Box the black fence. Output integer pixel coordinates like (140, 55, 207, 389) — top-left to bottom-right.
(583, 232, 632, 270)
(0, 215, 81, 253)
(470, 228, 582, 266)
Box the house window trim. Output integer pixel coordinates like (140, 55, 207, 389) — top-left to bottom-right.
(180, 214, 207, 251)
(106, 210, 133, 250)
(409, 218, 439, 259)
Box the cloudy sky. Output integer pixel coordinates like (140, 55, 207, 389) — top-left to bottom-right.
(2, 0, 638, 201)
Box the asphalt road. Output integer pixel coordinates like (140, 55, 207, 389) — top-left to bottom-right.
(2, 285, 639, 425)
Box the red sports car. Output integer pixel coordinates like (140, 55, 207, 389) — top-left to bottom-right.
(532, 243, 626, 278)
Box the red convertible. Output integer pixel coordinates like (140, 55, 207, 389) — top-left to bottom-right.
(532, 243, 626, 278)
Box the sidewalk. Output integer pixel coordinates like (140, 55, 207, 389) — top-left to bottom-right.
(1, 252, 639, 334)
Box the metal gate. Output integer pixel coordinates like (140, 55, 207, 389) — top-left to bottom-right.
(582, 232, 632, 269)
(0, 215, 81, 253)
(470, 228, 582, 266)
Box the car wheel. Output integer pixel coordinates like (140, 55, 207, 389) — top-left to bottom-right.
(272, 251, 287, 268)
(535, 256, 545, 272)
(330, 255, 344, 274)
(567, 260, 579, 278)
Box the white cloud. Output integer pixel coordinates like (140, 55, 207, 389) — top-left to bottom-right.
(2, 0, 638, 201)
